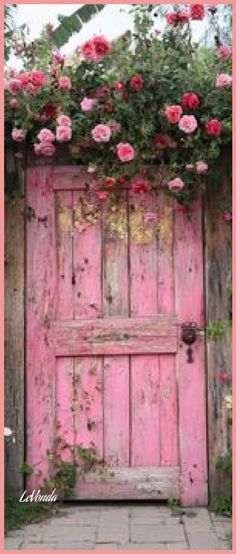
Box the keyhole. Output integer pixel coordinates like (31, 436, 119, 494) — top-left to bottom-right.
(186, 346, 194, 363)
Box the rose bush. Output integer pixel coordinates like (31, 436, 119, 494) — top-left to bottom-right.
(4, 4, 232, 208)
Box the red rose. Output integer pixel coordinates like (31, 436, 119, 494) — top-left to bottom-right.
(166, 12, 178, 25)
(132, 179, 151, 194)
(154, 133, 174, 149)
(115, 82, 125, 91)
(190, 4, 205, 20)
(130, 75, 144, 91)
(117, 176, 127, 186)
(42, 103, 58, 120)
(182, 92, 200, 110)
(205, 119, 223, 137)
(178, 11, 190, 23)
(104, 177, 116, 188)
(103, 102, 113, 114)
(93, 35, 110, 59)
(94, 84, 110, 99)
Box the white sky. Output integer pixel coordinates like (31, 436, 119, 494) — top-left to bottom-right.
(8, 4, 206, 67)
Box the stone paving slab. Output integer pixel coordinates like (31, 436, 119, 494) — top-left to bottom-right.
(4, 504, 232, 550)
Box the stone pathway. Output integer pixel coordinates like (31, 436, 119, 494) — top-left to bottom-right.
(5, 504, 232, 550)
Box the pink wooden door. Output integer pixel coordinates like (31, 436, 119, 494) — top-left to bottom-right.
(26, 166, 208, 506)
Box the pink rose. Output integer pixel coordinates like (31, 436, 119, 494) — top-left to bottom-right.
(178, 115, 198, 134)
(81, 35, 110, 62)
(9, 98, 19, 108)
(7, 79, 22, 95)
(56, 115, 72, 127)
(196, 161, 208, 175)
(56, 125, 72, 143)
(80, 97, 97, 112)
(58, 76, 71, 90)
(216, 73, 232, 88)
(165, 105, 183, 124)
(217, 45, 232, 60)
(26, 83, 42, 96)
(132, 179, 151, 194)
(29, 70, 47, 87)
(91, 124, 111, 143)
(11, 128, 26, 142)
(117, 142, 135, 162)
(34, 141, 56, 157)
(37, 128, 55, 142)
(168, 178, 185, 191)
(98, 191, 108, 201)
(52, 51, 64, 64)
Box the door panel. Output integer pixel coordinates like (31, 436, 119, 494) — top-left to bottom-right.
(26, 166, 208, 505)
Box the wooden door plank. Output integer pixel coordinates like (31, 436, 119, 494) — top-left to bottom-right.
(55, 190, 73, 319)
(73, 191, 102, 319)
(74, 357, 103, 463)
(74, 467, 180, 500)
(104, 356, 129, 467)
(175, 198, 208, 505)
(157, 193, 174, 314)
(131, 355, 160, 467)
(55, 357, 74, 463)
(26, 167, 56, 489)
(103, 193, 129, 317)
(159, 354, 178, 466)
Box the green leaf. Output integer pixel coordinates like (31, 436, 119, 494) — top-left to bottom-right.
(51, 5, 105, 48)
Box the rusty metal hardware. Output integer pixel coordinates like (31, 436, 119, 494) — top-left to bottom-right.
(181, 322, 197, 364)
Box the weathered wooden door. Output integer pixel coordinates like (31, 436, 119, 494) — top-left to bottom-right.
(26, 166, 208, 505)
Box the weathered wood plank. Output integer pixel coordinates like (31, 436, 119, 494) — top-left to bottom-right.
(55, 357, 74, 463)
(4, 151, 25, 496)
(175, 197, 208, 506)
(26, 167, 56, 490)
(131, 356, 160, 467)
(157, 192, 174, 314)
(159, 354, 178, 466)
(73, 467, 180, 500)
(52, 317, 178, 356)
(55, 190, 73, 319)
(204, 148, 232, 498)
(104, 356, 129, 467)
(74, 357, 103, 462)
(73, 191, 102, 319)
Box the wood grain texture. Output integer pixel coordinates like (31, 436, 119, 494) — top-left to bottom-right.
(53, 317, 178, 356)
(104, 356, 129, 467)
(26, 167, 56, 490)
(159, 354, 178, 467)
(4, 151, 25, 495)
(175, 197, 208, 506)
(55, 190, 73, 319)
(55, 357, 74, 463)
(204, 148, 232, 498)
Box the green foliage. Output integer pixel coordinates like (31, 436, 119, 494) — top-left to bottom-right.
(19, 463, 34, 475)
(76, 444, 100, 472)
(211, 496, 231, 517)
(5, 496, 53, 534)
(207, 320, 230, 341)
(43, 462, 76, 501)
(52, 5, 105, 48)
(211, 450, 232, 516)
(4, 6, 232, 209)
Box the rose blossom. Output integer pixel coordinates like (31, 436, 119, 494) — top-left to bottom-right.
(196, 160, 208, 175)
(205, 119, 223, 137)
(11, 128, 26, 142)
(37, 128, 55, 143)
(178, 115, 198, 134)
(217, 45, 232, 60)
(117, 142, 135, 162)
(9, 98, 19, 108)
(80, 97, 97, 112)
(29, 70, 47, 87)
(165, 105, 183, 124)
(56, 125, 72, 142)
(216, 73, 232, 88)
(154, 134, 174, 149)
(7, 78, 22, 95)
(130, 75, 144, 90)
(178, 11, 190, 23)
(166, 12, 178, 25)
(34, 141, 56, 156)
(182, 92, 200, 110)
(56, 115, 72, 127)
(104, 177, 116, 188)
(58, 76, 71, 90)
(132, 179, 151, 194)
(167, 178, 185, 191)
(91, 124, 111, 143)
(98, 191, 108, 201)
(52, 51, 64, 64)
(115, 81, 125, 91)
(190, 4, 205, 20)
(81, 35, 110, 62)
